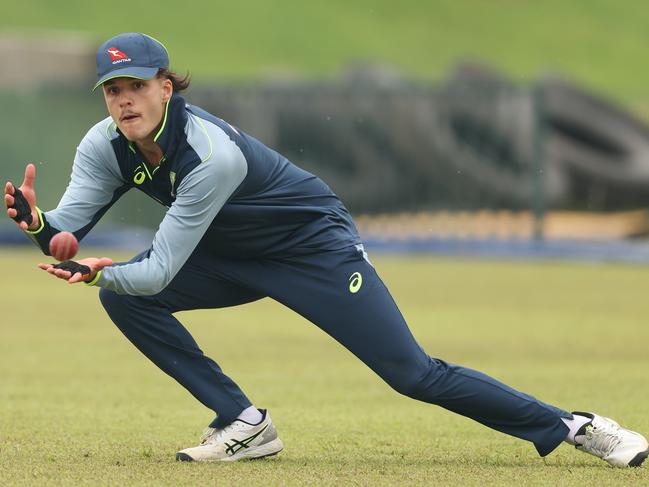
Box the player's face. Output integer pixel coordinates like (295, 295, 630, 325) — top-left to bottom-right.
(102, 77, 173, 144)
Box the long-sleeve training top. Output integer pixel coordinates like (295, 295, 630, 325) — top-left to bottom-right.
(26, 93, 361, 295)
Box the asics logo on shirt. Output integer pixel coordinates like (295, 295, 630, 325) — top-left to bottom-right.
(133, 166, 146, 185)
(349, 272, 362, 293)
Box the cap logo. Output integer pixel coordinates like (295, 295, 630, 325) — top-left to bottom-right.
(107, 47, 131, 64)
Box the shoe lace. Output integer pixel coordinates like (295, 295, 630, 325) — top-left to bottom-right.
(199, 427, 216, 445)
(199, 423, 238, 445)
(200, 427, 224, 445)
(582, 420, 622, 458)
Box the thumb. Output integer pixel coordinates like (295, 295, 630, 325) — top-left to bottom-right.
(22, 163, 36, 189)
(95, 257, 114, 269)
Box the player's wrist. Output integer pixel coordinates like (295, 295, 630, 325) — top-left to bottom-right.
(84, 270, 102, 286)
(27, 215, 40, 230)
(24, 207, 44, 234)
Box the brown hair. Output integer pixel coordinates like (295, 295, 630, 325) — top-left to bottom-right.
(157, 68, 191, 92)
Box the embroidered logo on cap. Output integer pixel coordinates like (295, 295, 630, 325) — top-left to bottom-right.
(107, 47, 131, 64)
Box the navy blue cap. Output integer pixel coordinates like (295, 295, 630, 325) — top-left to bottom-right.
(94, 32, 169, 91)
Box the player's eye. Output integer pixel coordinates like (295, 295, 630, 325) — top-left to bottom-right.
(133, 81, 144, 89)
(107, 86, 119, 95)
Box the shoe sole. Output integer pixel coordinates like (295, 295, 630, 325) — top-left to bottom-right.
(629, 448, 649, 467)
(176, 438, 284, 462)
(176, 452, 194, 462)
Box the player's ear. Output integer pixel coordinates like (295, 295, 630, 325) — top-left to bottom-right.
(161, 78, 173, 102)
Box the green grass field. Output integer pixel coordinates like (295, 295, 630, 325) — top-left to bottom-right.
(1, 247, 648, 486)
(3, 0, 649, 109)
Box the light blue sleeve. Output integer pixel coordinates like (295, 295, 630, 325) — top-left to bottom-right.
(96, 128, 248, 295)
(45, 119, 127, 236)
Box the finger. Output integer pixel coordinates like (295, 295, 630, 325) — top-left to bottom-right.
(97, 257, 114, 268)
(22, 163, 36, 189)
(68, 272, 86, 283)
(48, 266, 63, 275)
(19, 221, 28, 230)
(37, 263, 53, 271)
(54, 269, 72, 279)
(5, 181, 15, 196)
(5, 193, 14, 207)
(7, 208, 17, 218)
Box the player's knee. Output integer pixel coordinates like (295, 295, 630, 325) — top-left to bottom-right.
(99, 288, 164, 322)
(99, 287, 127, 313)
(389, 376, 428, 398)
(386, 357, 449, 400)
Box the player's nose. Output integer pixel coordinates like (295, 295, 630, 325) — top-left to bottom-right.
(117, 91, 134, 107)
(119, 96, 133, 107)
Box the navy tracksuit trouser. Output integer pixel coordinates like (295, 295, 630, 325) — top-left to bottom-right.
(99, 245, 571, 456)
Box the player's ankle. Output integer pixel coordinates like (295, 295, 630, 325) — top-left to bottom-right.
(236, 405, 263, 425)
(561, 413, 592, 445)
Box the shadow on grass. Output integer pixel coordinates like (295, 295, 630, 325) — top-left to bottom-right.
(171, 452, 608, 470)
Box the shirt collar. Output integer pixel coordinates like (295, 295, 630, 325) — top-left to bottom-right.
(151, 93, 187, 157)
(117, 93, 187, 160)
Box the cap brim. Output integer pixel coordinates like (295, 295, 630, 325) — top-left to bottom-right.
(93, 66, 159, 91)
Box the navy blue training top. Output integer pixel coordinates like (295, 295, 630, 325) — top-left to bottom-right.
(26, 93, 362, 295)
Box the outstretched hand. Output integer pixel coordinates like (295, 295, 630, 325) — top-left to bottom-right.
(38, 257, 114, 284)
(5, 163, 39, 230)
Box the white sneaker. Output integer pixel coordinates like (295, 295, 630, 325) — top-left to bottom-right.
(573, 412, 649, 467)
(176, 409, 283, 462)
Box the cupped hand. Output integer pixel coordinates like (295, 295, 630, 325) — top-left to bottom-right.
(38, 257, 114, 284)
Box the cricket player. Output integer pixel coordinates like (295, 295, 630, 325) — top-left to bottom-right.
(5, 32, 648, 467)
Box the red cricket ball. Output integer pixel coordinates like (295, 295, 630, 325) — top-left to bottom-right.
(49, 231, 79, 261)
